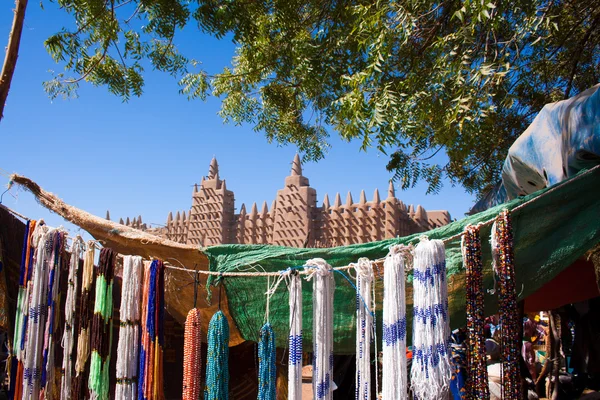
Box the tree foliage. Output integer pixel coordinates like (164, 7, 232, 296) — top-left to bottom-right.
(44, 0, 600, 195)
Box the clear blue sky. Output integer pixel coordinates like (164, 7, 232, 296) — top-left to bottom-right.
(0, 2, 475, 238)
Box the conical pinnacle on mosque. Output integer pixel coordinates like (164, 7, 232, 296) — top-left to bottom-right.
(415, 205, 426, 220)
(346, 191, 353, 207)
(333, 193, 342, 208)
(387, 181, 396, 199)
(322, 193, 330, 209)
(167, 212, 173, 224)
(359, 190, 367, 204)
(239, 203, 247, 215)
(250, 202, 258, 217)
(270, 199, 277, 211)
(208, 157, 219, 180)
(373, 189, 380, 204)
(291, 153, 302, 176)
(105, 210, 110, 220)
(261, 201, 268, 215)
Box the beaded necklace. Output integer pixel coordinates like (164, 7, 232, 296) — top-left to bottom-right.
(72, 244, 96, 399)
(462, 225, 489, 399)
(410, 238, 452, 400)
(287, 271, 303, 400)
(182, 308, 202, 400)
(60, 236, 86, 400)
(22, 226, 53, 400)
(115, 255, 143, 400)
(354, 258, 374, 400)
(382, 247, 409, 400)
(41, 230, 66, 398)
(138, 259, 165, 400)
(10, 219, 35, 400)
(204, 310, 230, 400)
(306, 258, 335, 400)
(492, 210, 520, 400)
(88, 248, 116, 400)
(257, 323, 276, 400)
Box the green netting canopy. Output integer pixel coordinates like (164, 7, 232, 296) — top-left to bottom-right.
(204, 167, 600, 354)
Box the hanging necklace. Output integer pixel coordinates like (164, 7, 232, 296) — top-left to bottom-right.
(462, 224, 489, 399)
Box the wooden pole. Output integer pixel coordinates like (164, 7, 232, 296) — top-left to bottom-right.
(0, 0, 28, 121)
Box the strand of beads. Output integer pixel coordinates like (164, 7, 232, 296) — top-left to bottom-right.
(115, 255, 143, 400)
(60, 236, 86, 400)
(138, 259, 165, 400)
(462, 225, 489, 400)
(41, 230, 66, 397)
(287, 271, 303, 400)
(410, 237, 452, 400)
(182, 308, 202, 400)
(88, 248, 116, 400)
(382, 246, 409, 400)
(204, 310, 230, 400)
(257, 323, 276, 400)
(22, 226, 53, 400)
(306, 258, 335, 400)
(138, 262, 150, 400)
(492, 210, 520, 400)
(72, 243, 96, 398)
(10, 219, 35, 400)
(354, 258, 374, 400)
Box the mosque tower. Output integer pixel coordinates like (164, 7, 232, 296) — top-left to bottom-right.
(185, 157, 235, 247)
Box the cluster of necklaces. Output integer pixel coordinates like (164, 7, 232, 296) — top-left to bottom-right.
(462, 224, 490, 399)
(7, 221, 170, 400)
(6, 209, 527, 400)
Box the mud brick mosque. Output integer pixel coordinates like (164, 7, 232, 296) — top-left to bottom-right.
(112, 155, 452, 248)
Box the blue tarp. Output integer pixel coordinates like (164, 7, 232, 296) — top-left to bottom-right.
(471, 84, 600, 213)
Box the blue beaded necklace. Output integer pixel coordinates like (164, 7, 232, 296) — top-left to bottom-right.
(204, 310, 230, 400)
(257, 323, 276, 400)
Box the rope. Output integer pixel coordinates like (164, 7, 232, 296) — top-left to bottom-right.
(306, 258, 336, 400)
(381, 246, 410, 400)
(88, 248, 116, 400)
(410, 237, 452, 400)
(204, 310, 230, 400)
(286, 270, 303, 400)
(60, 236, 86, 400)
(115, 256, 143, 400)
(492, 210, 520, 400)
(354, 258, 374, 400)
(0, 203, 29, 221)
(462, 225, 490, 399)
(257, 323, 277, 400)
(182, 308, 202, 400)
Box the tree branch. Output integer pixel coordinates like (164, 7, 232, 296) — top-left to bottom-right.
(564, 11, 600, 98)
(0, 0, 29, 121)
